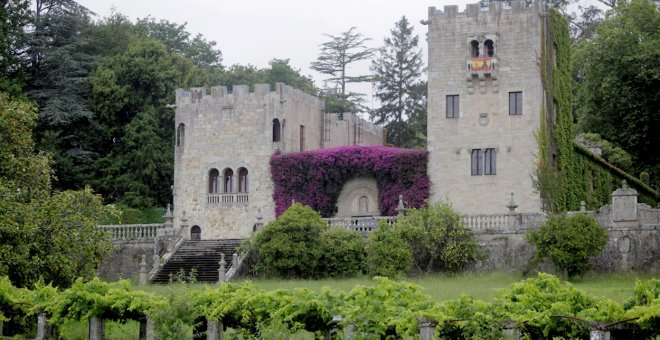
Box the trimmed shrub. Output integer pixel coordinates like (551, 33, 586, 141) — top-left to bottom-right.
(526, 213, 608, 278)
(395, 201, 479, 274)
(318, 227, 366, 278)
(253, 203, 327, 278)
(366, 222, 412, 277)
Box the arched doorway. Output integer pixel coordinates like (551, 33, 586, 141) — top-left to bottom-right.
(191, 225, 201, 241)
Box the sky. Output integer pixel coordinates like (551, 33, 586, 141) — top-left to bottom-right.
(77, 0, 475, 110)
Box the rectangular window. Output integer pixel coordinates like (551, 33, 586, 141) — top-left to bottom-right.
(509, 91, 523, 115)
(471, 149, 482, 176)
(446, 95, 459, 118)
(300, 125, 305, 151)
(323, 115, 331, 141)
(484, 148, 496, 175)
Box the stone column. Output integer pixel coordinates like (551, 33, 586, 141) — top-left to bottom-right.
(206, 320, 223, 340)
(140, 318, 157, 340)
(611, 180, 638, 222)
(88, 317, 105, 340)
(590, 329, 610, 340)
(218, 253, 226, 284)
(35, 312, 53, 340)
(139, 255, 148, 285)
(231, 253, 239, 268)
(417, 317, 437, 340)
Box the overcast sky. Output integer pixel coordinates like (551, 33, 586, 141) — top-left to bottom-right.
(77, 0, 475, 109)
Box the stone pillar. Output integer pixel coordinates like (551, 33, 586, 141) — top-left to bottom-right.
(343, 324, 356, 340)
(218, 253, 226, 284)
(88, 317, 105, 340)
(206, 320, 223, 340)
(506, 192, 518, 229)
(417, 317, 437, 340)
(611, 180, 638, 222)
(502, 322, 521, 339)
(140, 318, 156, 340)
(231, 253, 239, 268)
(35, 312, 53, 340)
(590, 329, 610, 340)
(139, 255, 148, 285)
(395, 195, 407, 216)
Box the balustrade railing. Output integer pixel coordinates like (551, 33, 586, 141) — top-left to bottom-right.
(98, 224, 166, 240)
(207, 193, 249, 205)
(324, 216, 395, 233)
(461, 214, 512, 230)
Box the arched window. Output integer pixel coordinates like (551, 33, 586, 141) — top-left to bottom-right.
(223, 168, 234, 193)
(272, 119, 281, 142)
(176, 123, 185, 147)
(238, 168, 249, 193)
(208, 169, 219, 193)
(484, 39, 494, 57)
(191, 225, 201, 241)
(470, 40, 480, 58)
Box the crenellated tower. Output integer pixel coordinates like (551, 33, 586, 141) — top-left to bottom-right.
(173, 83, 383, 239)
(426, 0, 546, 213)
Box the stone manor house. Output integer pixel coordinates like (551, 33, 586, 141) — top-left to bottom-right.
(172, 0, 555, 240)
(99, 0, 658, 281)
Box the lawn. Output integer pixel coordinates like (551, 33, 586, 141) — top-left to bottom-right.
(142, 270, 654, 304)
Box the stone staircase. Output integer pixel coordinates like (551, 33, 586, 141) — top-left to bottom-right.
(150, 239, 242, 284)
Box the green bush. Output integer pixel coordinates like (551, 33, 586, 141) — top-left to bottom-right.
(366, 222, 412, 277)
(526, 213, 608, 278)
(395, 201, 480, 274)
(253, 203, 327, 278)
(318, 227, 365, 278)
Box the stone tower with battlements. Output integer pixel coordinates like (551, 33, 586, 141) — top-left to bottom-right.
(426, 0, 545, 214)
(173, 83, 383, 240)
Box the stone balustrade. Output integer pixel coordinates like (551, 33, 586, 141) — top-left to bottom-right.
(461, 214, 512, 230)
(324, 216, 395, 234)
(207, 193, 249, 205)
(98, 224, 166, 240)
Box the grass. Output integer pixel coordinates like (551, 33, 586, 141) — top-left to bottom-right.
(138, 270, 652, 304)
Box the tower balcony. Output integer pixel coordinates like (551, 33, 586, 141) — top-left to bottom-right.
(467, 57, 497, 74)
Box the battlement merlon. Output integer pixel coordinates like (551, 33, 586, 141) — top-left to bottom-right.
(174, 83, 324, 108)
(426, 0, 545, 21)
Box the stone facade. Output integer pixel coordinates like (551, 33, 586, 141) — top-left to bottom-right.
(426, 0, 545, 214)
(172, 83, 383, 239)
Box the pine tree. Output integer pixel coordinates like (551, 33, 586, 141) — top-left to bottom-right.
(371, 16, 425, 148)
(310, 27, 374, 113)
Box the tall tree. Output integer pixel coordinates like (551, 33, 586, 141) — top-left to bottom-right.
(0, 93, 111, 288)
(370, 17, 425, 148)
(0, 0, 30, 95)
(574, 0, 660, 189)
(89, 38, 204, 206)
(310, 27, 374, 113)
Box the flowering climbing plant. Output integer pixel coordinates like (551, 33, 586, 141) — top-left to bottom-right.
(270, 146, 429, 217)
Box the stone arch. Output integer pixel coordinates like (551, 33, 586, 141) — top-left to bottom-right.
(191, 225, 201, 241)
(335, 177, 380, 217)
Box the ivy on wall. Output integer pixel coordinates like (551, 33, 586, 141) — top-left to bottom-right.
(536, 10, 658, 212)
(270, 146, 429, 217)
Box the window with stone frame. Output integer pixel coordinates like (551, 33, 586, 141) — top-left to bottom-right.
(176, 123, 185, 147)
(299, 125, 305, 151)
(238, 167, 249, 193)
(509, 91, 523, 115)
(446, 95, 459, 118)
(484, 148, 496, 175)
(272, 119, 281, 142)
(223, 168, 234, 193)
(471, 149, 482, 176)
(209, 169, 219, 193)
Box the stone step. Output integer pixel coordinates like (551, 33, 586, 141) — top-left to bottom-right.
(151, 239, 243, 284)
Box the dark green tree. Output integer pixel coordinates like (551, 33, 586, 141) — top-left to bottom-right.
(0, 93, 111, 288)
(574, 0, 660, 190)
(0, 0, 30, 95)
(371, 17, 425, 148)
(310, 27, 374, 113)
(89, 38, 204, 206)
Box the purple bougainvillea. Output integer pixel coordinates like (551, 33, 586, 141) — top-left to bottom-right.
(270, 146, 429, 217)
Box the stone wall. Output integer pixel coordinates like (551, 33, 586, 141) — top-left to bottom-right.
(426, 0, 545, 214)
(173, 83, 385, 240)
(98, 240, 156, 281)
